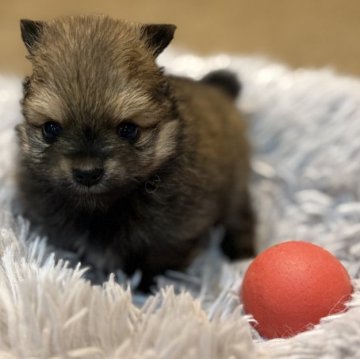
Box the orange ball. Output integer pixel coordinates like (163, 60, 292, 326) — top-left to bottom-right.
(241, 241, 352, 339)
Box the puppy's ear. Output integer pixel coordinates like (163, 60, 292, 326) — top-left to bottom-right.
(141, 24, 176, 57)
(20, 19, 45, 54)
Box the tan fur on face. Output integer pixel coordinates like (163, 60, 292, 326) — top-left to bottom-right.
(23, 89, 65, 126)
(154, 120, 179, 166)
(111, 89, 163, 128)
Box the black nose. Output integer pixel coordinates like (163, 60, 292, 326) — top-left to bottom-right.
(72, 168, 104, 187)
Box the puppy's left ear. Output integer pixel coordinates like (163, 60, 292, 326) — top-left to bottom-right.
(141, 24, 176, 57)
(20, 19, 45, 54)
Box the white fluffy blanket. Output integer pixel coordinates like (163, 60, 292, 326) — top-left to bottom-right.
(1, 52, 360, 358)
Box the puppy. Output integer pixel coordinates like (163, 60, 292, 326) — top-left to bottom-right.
(17, 16, 255, 289)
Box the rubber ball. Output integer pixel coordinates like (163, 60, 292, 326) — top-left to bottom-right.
(241, 241, 352, 339)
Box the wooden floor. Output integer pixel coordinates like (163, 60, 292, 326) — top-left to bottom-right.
(1, 0, 360, 76)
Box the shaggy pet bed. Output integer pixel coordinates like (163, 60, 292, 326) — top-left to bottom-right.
(1, 51, 360, 358)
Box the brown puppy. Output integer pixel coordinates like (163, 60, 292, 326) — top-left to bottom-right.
(17, 16, 255, 289)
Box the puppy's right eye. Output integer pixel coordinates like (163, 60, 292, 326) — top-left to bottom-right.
(117, 122, 139, 141)
(42, 121, 62, 143)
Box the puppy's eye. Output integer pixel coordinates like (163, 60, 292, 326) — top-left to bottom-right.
(117, 122, 139, 141)
(42, 121, 62, 143)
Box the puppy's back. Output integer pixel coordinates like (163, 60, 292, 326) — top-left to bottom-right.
(168, 74, 250, 201)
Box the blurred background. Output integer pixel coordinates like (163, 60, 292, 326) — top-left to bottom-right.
(1, 0, 359, 76)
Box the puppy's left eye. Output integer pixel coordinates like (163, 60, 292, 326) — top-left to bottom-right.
(42, 121, 62, 143)
(117, 122, 139, 141)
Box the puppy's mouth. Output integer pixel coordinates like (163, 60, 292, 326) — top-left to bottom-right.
(72, 183, 108, 195)
(57, 167, 138, 207)
(67, 181, 116, 210)
(68, 177, 128, 201)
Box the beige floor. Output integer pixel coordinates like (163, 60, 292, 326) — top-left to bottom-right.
(1, 0, 360, 76)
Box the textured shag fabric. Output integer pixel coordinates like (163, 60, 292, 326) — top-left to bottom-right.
(1, 52, 360, 358)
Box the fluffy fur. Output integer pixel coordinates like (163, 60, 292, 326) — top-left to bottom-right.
(16, 16, 254, 288)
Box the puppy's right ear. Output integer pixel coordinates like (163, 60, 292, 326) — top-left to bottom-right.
(20, 19, 44, 54)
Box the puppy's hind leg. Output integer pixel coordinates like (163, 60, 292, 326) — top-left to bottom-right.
(221, 191, 256, 260)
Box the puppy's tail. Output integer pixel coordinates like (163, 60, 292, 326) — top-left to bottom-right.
(201, 70, 241, 100)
